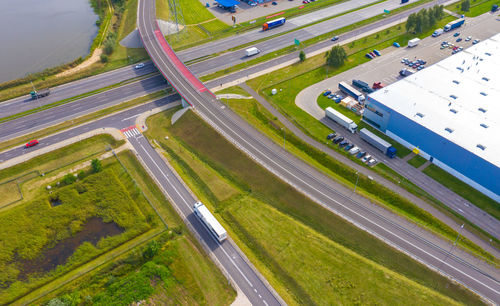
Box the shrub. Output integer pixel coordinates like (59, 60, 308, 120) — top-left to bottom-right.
(91, 159, 102, 173)
(299, 51, 306, 62)
(100, 54, 108, 63)
(61, 173, 77, 185)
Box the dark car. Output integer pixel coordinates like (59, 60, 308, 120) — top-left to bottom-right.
(373, 49, 381, 56)
(326, 133, 336, 140)
(323, 90, 331, 96)
(333, 136, 344, 144)
(331, 36, 339, 41)
(339, 140, 349, 147)
(344, 144, 354, 151)
(456, 38, 462, 42)
(25, 139, 39, 148)
(356, 151, 366, 158)
(453, 32, 460, 37)
(365, 53, 373, 59)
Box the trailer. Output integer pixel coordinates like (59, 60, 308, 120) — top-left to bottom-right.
(194, 202, 227, 242)
(339, 81, 365, 102)
(359, 128, 397, 158)
(30, 88, 50, 99)
(325, 107, 357, 133)
(262, 17, 286, 31)
(444, 19, 465, 32)
(408, 38, 420, 47)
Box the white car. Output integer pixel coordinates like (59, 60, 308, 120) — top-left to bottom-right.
(134, 63, 145, 69)
(465, 36, 471, 41)
(361, 154, 371, 163)
(367, 158, 377, 166)
(349, 146, 360, 155)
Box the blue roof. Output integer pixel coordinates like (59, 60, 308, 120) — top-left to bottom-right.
(216, 0, 239, 6)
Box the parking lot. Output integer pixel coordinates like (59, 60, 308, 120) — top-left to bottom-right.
(296, 12, 500, 165)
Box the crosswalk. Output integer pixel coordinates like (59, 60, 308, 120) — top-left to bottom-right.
(121, 126, 141, 139)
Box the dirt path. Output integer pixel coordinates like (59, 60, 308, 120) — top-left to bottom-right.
(56, 48, 103, 78)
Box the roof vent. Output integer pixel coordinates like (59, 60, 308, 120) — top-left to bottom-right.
(477, 144, 486, 150)
(445, 127, 454, 133)
(482, 77, 489, 81)
(450, 109, 458, 114)
(416, 112, 425, 118)
(480, 123, 489, 128)
(449, 95, 458, 99)
(452, 80, 460, 84)
(478, 108, 487, 113)
(480, 92, 487, 96)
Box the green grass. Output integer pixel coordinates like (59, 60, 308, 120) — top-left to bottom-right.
(446, 0, 499, 16)
(423, 164, 500, 220)
(408, 154, 428, 168)
(144, 109, 484, 305)
(0, 90, 168, 152)
(0, 157, 156, 303)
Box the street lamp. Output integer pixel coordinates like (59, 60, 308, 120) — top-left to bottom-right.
(454, 224, 465, 246)
(353, 171, 359, 193)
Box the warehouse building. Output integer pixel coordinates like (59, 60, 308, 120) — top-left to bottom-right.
(363, 33, 500, 202)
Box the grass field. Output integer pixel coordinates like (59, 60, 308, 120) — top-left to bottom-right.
(423, 164, 500, 220)
(408, 154, 428, 168)
(447, 0, 499, 16)
(144, 109, 484, 305)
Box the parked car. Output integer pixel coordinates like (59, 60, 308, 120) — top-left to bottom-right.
(25, 139, 39, 148)
(328, 94, 335, 99)
(393, 42, 400, 47)
(465, 36, 471, 41)
(326, 133, 336, 140)
(473, 39, 480, 44)
(367, 158, 377, 166)
(339, 140, 349, 147)
(349, 146, 360, 155)
(331, 36, 339, 41)
(333, 136, 344, 144)
(365, 53, 374, 59)
(134, 63, 145, 69)
(344, 144, 354, 151)
(417, 66, 424, 70)
(361, 154, 372, 163)
(373, 49, 381, 56)
(323, 90, 331, 96)
(356, 151, 366, 158)
(456, 38, 462, 42)
(369, 52, 376, 57)
(453, 32, 460, 37)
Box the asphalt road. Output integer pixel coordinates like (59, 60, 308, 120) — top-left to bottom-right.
(138, 0, 500, 302)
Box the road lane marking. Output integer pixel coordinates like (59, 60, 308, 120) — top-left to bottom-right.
(121, 114, 141, 121)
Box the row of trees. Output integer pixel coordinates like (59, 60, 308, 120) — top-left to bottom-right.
(405, 5, 445, 34)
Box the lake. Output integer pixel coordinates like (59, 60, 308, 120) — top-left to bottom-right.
(0, 0, 99, 84)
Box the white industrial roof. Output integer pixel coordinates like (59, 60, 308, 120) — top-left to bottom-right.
(369, 33, 500, 167)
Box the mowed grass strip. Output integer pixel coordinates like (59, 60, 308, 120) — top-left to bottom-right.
(224, 195, 461, 305)
(149, 109, 483, 305)
(423, 164, 500, 220)
(408, 154, 428, 168)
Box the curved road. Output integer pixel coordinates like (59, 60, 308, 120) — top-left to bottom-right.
(137, 0, 500, 303)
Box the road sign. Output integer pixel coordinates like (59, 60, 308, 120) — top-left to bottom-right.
(384, 9, 390, 13)
(294, 38, 300, 46)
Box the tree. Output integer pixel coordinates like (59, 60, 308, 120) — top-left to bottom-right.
(62, 173, 77, 185)
(405, 13, 417, 32)
(103, 40, 114, 55)
(91, 158, 102, 173)
(461, 0, 470, 11)
(100, 54, 108, 63)
(325, 46, 347, 68)
(299, 51, 306, 62)
(143, 241, 160, 260)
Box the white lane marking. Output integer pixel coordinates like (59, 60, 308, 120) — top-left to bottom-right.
(140, 9, 500, 296)
(136, 138, 255, 288)
(121, 113, 141, 121)
(263, 300, 269, 306)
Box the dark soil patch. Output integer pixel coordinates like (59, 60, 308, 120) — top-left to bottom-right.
(50, 197, 62, 207)
(18, 217, 124, 279)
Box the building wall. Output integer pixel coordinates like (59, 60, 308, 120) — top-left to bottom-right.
(364, 96, 500, 201)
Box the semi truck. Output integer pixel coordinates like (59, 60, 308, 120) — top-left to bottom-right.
(408, 38, 420, 47)
(359, 128, 397, 158)
(399, 68, 416, 77)
(444, 19, 465, 32)
(262, 17, 286, 31)
(339, 81, 365, 102)
(325, 107, 357, 133)
(432, 28, 444, 37)
(30, 88, 50, 99)
(194, 202, 227, 242)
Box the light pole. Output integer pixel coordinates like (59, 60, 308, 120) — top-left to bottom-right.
(454, 223, 465, 245)
(353, 171, 359, 193)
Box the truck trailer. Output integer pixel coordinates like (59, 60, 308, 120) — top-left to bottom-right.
(30, 88, 50, 99)
(262, 17, 286, 31)
(339, 81, 365, 102)
(359, 128, 397, 158)
(444, 19, 465, 31)
(194, 202, 227, 242)
(408, 38, 420, 47)
(325, 107, 357, 133)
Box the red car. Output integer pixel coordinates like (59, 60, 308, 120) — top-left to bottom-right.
(25, 139, 39, 148)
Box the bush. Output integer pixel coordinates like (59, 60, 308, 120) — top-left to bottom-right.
(91, 159, 102, 173)
(61, 173, 77, 185)
(299, 51, 306, 62)
(103, 41, 114, 55)
(100, 54, 108, 63)
(142, 241, 160, 260)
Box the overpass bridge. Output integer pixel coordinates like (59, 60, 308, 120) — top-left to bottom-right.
(136, 0, 500, 303)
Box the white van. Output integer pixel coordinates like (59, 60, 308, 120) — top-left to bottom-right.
(245, 47, 260, 57)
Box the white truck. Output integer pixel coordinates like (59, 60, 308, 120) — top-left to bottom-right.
(432, 28, 444, 37)
(193, 202, 227, 242)
(325, 107, 357, 133)
(408, 38, 420, 47)
(245, 47, 260, 57)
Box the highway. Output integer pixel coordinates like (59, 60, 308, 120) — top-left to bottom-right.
(137, 0, 500, 302)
